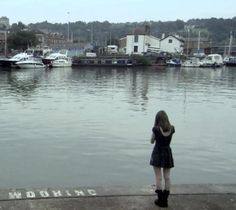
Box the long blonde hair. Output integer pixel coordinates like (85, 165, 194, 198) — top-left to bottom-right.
(154, 110, 171, 131)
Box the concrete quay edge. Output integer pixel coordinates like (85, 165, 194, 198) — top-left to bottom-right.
(0, 184, 236, 201)
(0, 184, 236, 210)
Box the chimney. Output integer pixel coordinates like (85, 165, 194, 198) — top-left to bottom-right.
(162, 33, 165, 39)
(145, 25, 150, 35)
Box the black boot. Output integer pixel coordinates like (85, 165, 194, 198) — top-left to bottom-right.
(162, 190, 170, 208)
(154, 190, 163, 207)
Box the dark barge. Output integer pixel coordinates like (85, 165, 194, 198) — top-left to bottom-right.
(72, 56, 134, 67)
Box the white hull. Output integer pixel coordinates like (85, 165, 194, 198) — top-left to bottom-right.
(51, 61, 72, 68)
(182, 57, 201, 68)
(16, 60, 45, 69)
(182, 64, 200, 67)
(43, 52, 72, 68)
(17, 63, 45, 69)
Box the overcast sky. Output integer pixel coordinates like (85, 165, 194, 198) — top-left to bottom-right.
(1, 0, 235, 24)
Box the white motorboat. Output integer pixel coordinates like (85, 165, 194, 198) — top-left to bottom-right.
(0, 47, 52, 68)
(42, 53, 72, 68)
(166, 58, 181, 67)
(199, 54, 223, 67)
(182, 57, 201, 67)
(0, 53, 32, 67)
(15, 57, 45, 69)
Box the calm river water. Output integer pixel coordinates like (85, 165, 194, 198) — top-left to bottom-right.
(0, 66, 236, 188)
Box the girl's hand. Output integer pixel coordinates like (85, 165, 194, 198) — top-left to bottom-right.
(150, 133, 155, 144)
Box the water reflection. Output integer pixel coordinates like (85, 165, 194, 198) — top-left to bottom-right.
(0, 66, 236, 188)
(0, 69, 43, 102)
(69, 67, 150, 111)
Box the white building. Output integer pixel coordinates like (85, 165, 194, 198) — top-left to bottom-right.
(160, 35, 184, 54)
(120, 34, 160, 55)
(118, 26, 159, 55)
(120, 34, 184, 55)
(119, 25, 184, 55)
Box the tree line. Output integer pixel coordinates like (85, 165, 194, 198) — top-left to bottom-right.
(29, 17, 236, 44)
(3, 17, 236, 51)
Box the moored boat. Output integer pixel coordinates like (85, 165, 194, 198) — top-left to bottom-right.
(182, 57, 201, 67)
(15, 57, 45, 69)
(0, 53, 32, 68)
(225, 57, 236, 66)
(166, 58, 181, 67)
(199, 54, 223, 67)
(72, 56, 133, 67)
(42, 53, 72, 68)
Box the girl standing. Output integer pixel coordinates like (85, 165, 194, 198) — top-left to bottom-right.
(150, 110, 175, 208)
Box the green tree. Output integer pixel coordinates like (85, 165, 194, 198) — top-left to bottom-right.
(10, 22, 27, 33)
(8, 31, 38, 51)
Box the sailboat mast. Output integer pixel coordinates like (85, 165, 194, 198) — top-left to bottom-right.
(228, 31, 233, 57)
(4, 30, 7, 57)
(197, 31, 201, 54)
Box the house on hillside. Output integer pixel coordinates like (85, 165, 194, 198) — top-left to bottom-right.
(160, 34, 184, 54)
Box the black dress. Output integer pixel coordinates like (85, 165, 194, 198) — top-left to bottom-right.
(150, 126, 175, 168)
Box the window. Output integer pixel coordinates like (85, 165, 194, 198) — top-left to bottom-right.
(134, 35, 139, 42)
(168, 39, 173, 43)
(134, 46, 138, 52)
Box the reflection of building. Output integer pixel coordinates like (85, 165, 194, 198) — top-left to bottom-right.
(0, 16, 10, 30)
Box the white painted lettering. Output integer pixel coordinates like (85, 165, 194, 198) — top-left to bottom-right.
(65, 190, 72, 196)
(39, 191, 50, 197)
(26, 191, 36, 198)
(7, 188, 97, 200)
(9, 192, 22, 199)
(74, 190, 85, 196)
(52, 190, 62, 197)
(87, 189, 97, 196)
